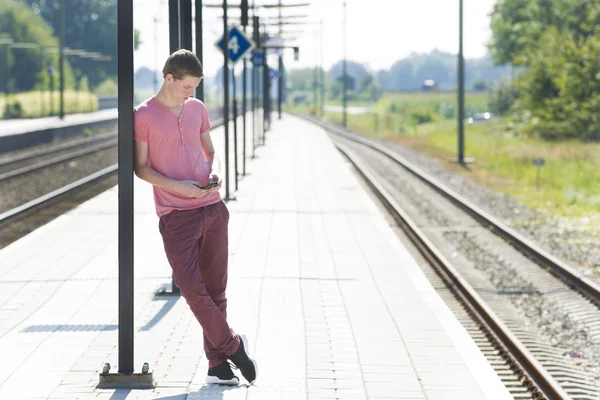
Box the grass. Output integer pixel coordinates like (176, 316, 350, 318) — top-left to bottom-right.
(286, 91, 600, 231)
(0, 90, 98, 119)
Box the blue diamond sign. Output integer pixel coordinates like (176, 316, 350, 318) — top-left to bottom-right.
(215, 26, 255, 65)
(251, 51, 264, 67)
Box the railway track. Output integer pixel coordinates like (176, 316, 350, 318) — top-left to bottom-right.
(0, 107, 228, 183)
(0, 111, 240, 249)
(0, 166, 118, 249)
(299, 114, 600, 400)
(0, 132, 118, 181)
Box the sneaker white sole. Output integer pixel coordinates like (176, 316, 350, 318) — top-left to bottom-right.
(239, 334, 258, 384)
(206, 376, 239, 386)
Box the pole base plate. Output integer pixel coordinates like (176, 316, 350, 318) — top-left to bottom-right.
(450, 157, 476, 164)
(154, 283, 180, 296)
(97, 370, 155, 389)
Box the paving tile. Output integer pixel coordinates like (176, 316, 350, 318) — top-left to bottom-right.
(0, 116, 511, 400)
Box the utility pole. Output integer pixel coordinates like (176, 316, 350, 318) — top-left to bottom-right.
(320, 19, 325, 117)
(252, 14, 260, 156)
(58, 0, 65, 119)
(313, 29, 318, 114)
(241, 0, 249, 174)
(153, 16, 159, 92)
(457, 0, 465, 165)
(195, 0, 204, 100)
(342, 0, 347, 128)
(277, 0, 283, 120)
(169, 0, 180, 53)
(180, 0, 192, 50)
(232, 67, 238, 190)
(223, 0, 230, 200)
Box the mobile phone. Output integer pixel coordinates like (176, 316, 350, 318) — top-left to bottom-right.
(200, 181, 219, 189)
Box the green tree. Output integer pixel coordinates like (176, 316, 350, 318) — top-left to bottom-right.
(287, 68, 317, 91)
(472, 79, 488, 92)
(489, 0, 600, 140)
(24, 0, 140, 88)
(489, 0, 600, 67)
(488, 78, 517, 115)
(0, 0, 74, 92)
(516, 27, 600, 140)
(488, 0, 547, 66)
(359, 74, 374, 93)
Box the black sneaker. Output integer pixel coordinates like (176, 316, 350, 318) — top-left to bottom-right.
(228, 334, 257, 384)
(206, 361, 239, 385)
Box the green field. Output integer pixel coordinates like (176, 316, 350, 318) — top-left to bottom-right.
(1, 90, 98, 119)
(287, 92, 600, 232)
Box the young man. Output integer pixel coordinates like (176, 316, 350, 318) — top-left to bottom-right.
(133, 49, 257, 386)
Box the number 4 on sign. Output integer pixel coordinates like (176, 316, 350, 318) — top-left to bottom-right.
(215, 26, 255, 65)
(228, 36, 239, 55)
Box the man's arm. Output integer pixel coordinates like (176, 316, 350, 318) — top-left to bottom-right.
(135, 140, 211, 197)
(200, 130, 216, 169)
(134, 140, 179, 190)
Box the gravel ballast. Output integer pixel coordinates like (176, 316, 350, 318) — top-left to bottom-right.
(377, 138, 600, 279)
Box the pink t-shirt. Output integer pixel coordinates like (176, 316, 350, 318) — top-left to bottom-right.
(134, 96, 221, 216)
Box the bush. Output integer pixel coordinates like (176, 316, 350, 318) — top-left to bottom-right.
(488, 79, 517, 116)
(409, 108, 434, 125)
(3, 100, 23, 119)
(435, 102, 455, 119)
(95, 78, 118, 96)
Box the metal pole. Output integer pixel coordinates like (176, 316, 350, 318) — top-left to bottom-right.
(168, 0, 181, 296)
(458, 0, 465, 165)
(223, 0, 230, 200)
(153, 16, 159, 93)
(195, 0, 204, 100)
(58, 0, 65, 119)
(241, 1, 248, 172)
(313, 29, 317, 114)
(117, 0, 135, 375)
(252, 15, 259, 156)
(278, 56, 283, 120)
(342, 0, 347, 128)
(38, 46, 44, 116)
(277, 0, 282, 120)
(3, 45, 8, 111)
(169, 0, 180, 53)
(180, 0, 192, 51)
(251, 57, 256, 156)
(232, 68, 238, 191)
(49, 70, 54, 115)
(242, 35, 247, 174)
(320, 20, 325, 117)
(263, 53, 269, 142)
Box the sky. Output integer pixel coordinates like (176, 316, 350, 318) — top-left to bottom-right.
(133, 0, 497, 78)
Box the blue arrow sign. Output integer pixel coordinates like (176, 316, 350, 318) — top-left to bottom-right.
(215, 26, 255, 64)
(251, 51, 264, 67)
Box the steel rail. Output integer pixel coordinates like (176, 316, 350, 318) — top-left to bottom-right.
(335, 141, 571, 400)
(300, 114, 600, 307)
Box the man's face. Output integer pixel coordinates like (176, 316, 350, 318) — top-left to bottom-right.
(166, 74, 202, 104)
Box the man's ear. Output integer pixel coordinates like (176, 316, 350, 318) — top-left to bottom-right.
(165, 73, 174, 83)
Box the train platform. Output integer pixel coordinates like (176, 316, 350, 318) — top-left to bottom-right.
(0, 114, 512, 399)
(0, 109, 118, 154)
(0, 109, 117, 138)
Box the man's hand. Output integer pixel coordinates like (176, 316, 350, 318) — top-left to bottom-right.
(206, 174, 222, 193)
(176, 180, 210, 198)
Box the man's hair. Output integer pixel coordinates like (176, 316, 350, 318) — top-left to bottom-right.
(162, 49, 203, 80)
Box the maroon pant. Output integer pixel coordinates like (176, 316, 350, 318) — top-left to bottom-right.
(159, 201, 240, 367)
